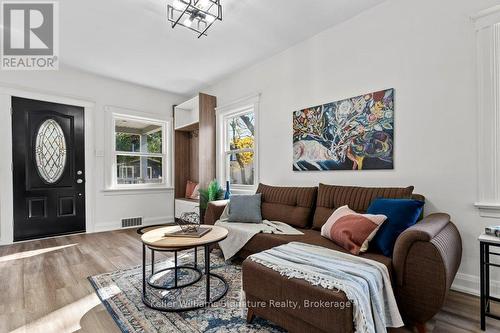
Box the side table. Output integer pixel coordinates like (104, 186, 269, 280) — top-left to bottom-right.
(141, 225, 229, 312)
(479, 233, 500, 330)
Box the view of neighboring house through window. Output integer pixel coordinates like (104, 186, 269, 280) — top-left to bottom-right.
(225, 110, 255, 186)
(114, 117, 165, 185)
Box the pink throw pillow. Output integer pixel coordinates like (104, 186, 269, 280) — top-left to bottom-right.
(190, 183, 200, 200)
(321, 205, 386, 255)
(185, 181, 198, 199)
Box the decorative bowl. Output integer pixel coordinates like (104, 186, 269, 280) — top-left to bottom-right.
(176, 212, 200, 233)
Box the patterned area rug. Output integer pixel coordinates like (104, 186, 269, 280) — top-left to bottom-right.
(88, 249, 284, 332)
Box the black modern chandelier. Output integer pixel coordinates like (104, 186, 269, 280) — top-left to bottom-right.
(167, 0, 222, 38)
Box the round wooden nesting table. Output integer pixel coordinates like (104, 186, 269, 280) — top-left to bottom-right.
(140, 225, 228, 312)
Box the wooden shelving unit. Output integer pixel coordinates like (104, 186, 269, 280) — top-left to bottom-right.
(173, 93, 216, 219)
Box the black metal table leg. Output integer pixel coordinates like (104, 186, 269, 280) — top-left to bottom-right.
(146, 248, 202, 290)
(205, 244, 210, 303)
(141, 243, 228, 312)
(151, 249, 155, 275)
(486, 244, 490, 313)
(194, 247, 198, 269)
(142, 243, 146, 301)
(174, 250, 178, 288)
(481, 242, 486, 331)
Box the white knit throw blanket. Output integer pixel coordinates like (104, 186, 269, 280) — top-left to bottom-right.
(249, 242, 404, 333)
(214, 220, 303, 260)
(214, 205, 303, 260)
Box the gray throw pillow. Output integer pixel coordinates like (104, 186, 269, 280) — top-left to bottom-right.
(228, 194, 262, 223)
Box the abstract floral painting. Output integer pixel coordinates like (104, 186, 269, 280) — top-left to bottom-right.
(293, 89, 394, 171)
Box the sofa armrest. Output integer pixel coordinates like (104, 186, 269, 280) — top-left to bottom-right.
(392, 213, 462, 324)
(204, 200, 229, 225)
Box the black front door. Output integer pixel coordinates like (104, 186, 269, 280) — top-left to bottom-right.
(12, 97, 85, 241)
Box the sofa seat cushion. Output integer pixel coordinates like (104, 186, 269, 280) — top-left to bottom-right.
(243, 258, 354, 333)
(239, 231, 308, 256)
(312, 184, 414, 230)
(238, 229, 393, 276)
(256, 183, 317, 228)
(302, 230, 393, 275)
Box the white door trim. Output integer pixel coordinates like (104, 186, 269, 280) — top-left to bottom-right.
(0, 84, 95, 245)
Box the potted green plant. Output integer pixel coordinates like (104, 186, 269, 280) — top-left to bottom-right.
(198, 179, 225, 223)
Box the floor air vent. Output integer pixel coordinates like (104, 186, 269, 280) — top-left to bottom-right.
(122, 217, 143, 228)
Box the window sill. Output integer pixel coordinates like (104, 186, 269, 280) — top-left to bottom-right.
(475, 202, 500, 218)
(230, 186, 257, 195)
(102, 186, 174, 196)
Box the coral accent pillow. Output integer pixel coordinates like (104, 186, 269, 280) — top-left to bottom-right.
(190, 183, 200, 200)
(185, 181, 199, 199)
(321, 205, 387, 255)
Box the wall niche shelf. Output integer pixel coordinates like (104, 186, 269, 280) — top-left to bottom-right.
(173, 93, 216, 221)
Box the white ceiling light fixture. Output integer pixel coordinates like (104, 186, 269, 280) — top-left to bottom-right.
(167, 0, 222, 38)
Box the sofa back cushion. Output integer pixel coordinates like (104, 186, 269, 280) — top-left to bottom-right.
(312, 184, 414, 230)
(256, 183, 317, 228)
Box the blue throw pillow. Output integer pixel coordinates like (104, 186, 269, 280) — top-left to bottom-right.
(367, 199, 424, 257)
(228, 194, 263, 223)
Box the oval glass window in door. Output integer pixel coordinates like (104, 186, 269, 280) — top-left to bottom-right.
(34, 119, 67, 183)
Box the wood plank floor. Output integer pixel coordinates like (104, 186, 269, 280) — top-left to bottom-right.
(0, 228, 498, 333)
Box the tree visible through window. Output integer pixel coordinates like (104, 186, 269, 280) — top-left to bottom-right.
(114, 117, 165, 185)
(226, 112, 255, 185)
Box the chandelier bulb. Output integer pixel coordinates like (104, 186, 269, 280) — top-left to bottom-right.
(197, 0, 210, 10)
(183, 17, 194, 27)
(206, 15, 215, 24)
(173, 0, 186, 11)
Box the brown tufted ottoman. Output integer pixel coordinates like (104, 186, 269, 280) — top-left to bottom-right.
(243, 258, 355, 333)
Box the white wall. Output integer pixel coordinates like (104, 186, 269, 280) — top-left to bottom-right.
(206, 0, 500, 295)
(0, 65, 184, 243)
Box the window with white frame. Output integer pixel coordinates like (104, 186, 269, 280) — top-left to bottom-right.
(112, 115, 168, 187)
(217, 95, 259, 190)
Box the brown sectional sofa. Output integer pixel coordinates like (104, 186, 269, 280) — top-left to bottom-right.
(205, 183, 462, 333)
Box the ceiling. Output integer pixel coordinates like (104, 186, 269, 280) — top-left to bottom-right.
(60, 0, 385, 95)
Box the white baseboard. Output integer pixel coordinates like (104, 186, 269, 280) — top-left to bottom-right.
(451, 272, 500, 297)
(0, 216, 174, 245)
(93, 215, 174, 233)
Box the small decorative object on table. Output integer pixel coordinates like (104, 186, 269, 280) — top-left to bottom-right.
(177, 212, 200, 232)
(224, 180, 231, 200)
(485, 226, 500, 237)
(166, 212, 211, 238)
